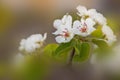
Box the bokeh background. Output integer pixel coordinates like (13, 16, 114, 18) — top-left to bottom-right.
(0, 0, 120, 80)
(0, 0, 120, 61)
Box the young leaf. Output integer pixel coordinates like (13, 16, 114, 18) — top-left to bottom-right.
(92, 39, 111, 58)
(91, 27, 103, 38)
(44, 43, 58, 57)
(92, 39, 109, 50)
(74, 40, 81, 55)
(55, 41, 73, 56)
(73, 42, 90, 62)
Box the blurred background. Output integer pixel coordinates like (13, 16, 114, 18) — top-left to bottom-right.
(0, 0, 120, 80)
(0, 0, 120, 61)
(0, 0, 99, 61)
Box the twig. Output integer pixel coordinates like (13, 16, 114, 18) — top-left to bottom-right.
(67, 48, 75, 66)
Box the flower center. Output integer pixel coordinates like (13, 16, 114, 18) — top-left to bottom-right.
(80, 26, 87, 32)
(80, 23, 87, 33)
(59, 28, 70, 38)
(64, 32, 70, 37)
(63, 31, 70, 37)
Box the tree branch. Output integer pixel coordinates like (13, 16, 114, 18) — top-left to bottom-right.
(67, 48, 75, 65)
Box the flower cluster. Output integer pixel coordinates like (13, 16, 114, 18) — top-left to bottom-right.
(13, 33, 47, 67)
(12, 5, 118, 73)
(53, 5, 116, 45)
(19, 33, 47, 53)
(53, 15, 74, 43)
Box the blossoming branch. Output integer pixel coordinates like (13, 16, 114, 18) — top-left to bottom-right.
(15, 5, 117, 66)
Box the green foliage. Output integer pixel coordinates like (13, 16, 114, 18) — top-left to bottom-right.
(92, 39, 111, 59)
(53, 38, 91, 63)
(53, 41, 74, 63)
(73, 42, 90, 62)
(91, 26, 104, 38)
(74, 40, 81, 55)
(44, 43, 72, 63)
(13, 56, 50, 80)
(92, 39, 109, 50)
(44, 43, 58, 57)
(55, 41, 73, 56)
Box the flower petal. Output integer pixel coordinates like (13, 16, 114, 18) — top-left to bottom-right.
(53, 19, 62, 29)
(43, 33, 47, 41)
(73, 20, 81, 28)
(77, 5, 87, 16)
(85, 18, 96, 33)
(88, 9, 97, 17)
(102, 25, 116, 45)
(94, 13, 107, 25)
(55, 36, 65, 43)
(73, 20, 81, 35)
(62, 15, 72, 27)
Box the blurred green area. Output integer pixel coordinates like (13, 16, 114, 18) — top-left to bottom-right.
(0, 54, 52, 80)
(12, 56, 49, 80)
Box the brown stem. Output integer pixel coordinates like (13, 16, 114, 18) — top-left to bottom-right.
(67, 48, 75, 66)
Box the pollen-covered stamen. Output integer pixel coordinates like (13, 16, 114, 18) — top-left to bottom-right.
(63, 29, 70, 37)
(80, 26, 87, 32)
(80, 23, 87, 33)
(63, 31, 70, 37)
(59, 28, 70, 38)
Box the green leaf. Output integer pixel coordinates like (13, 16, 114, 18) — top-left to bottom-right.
(92, 39, 109, 50)
(74, 42, 90, 62)
(91, 26, 103, 38)
(74, 40, 81, 55)
(55, 41, 73, 56)
(44, 44, 58, 57)
(92, 39, 112, 59)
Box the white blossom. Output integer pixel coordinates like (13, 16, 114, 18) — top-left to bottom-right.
(19, 33, 47, 53)
(53, 14, 72, 29)
(102, 25, 116, 45)
(76, 5, 88, 17)
(53, 15, 74, 43)
(73, 18, 96, 37)
(93, 13, 107, 26)
(77, 5, 107, 26)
